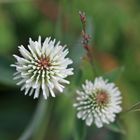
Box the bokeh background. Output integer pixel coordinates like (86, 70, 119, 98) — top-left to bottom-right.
(0, 0, 140, 140)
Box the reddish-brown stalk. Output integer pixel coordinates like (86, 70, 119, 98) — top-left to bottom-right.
(79, 11, 96, 73)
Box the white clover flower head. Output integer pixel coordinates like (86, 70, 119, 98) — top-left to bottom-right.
(11, 36, 73, 99)
(73, 77, 122, 128)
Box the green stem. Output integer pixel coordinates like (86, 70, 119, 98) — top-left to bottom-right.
(18, 96, 48, 140)
(81, 124, 87, 140)
(73, 118, 87, 140)
(124, 101, 140, 113)
(89, 55, 99, 77)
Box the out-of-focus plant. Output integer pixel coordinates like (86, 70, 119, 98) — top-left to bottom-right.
(9, 10, 140, 140)
(0, 1, 140, 140)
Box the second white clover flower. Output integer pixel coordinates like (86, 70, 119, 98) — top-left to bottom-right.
(74, 77, 122, 128)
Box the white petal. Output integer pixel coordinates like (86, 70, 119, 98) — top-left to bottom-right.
(29, 88, 34, 96)
(34, 86, 40, 99)
(49, 87, 55, 97)
(25, 87, 30, 95)
(85, 114, 93, 126)
(77, 111, 83, 118)
(18, 45, 33, 60)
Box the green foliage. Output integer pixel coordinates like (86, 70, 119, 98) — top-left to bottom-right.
(0, 12, 16, 54)
(0, 0, 140, 140)
(105, 120, 126, 135)
(103, 67, 124, 82)
(0, 56, 16, 86)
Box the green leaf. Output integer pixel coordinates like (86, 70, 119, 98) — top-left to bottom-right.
(103, 66, 124, 82)
(124, 101, 140, 113)
(105, 121, 126, 135)
(74, 119, 87, 140)
(57, 96, 75, 140)
(0, 14, 16, 54)
(0, 56, 16, 86)
(80, 59, 95, 81)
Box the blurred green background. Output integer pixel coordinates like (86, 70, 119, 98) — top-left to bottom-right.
(0, 0, 140, 140)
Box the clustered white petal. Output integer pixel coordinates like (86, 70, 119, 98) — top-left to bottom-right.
(73, 77, 122, 128)
(11, 36, 73, 99)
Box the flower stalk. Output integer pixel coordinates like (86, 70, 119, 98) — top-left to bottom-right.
(19, 96, 48, 140)
(79, 11, 97, 75)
